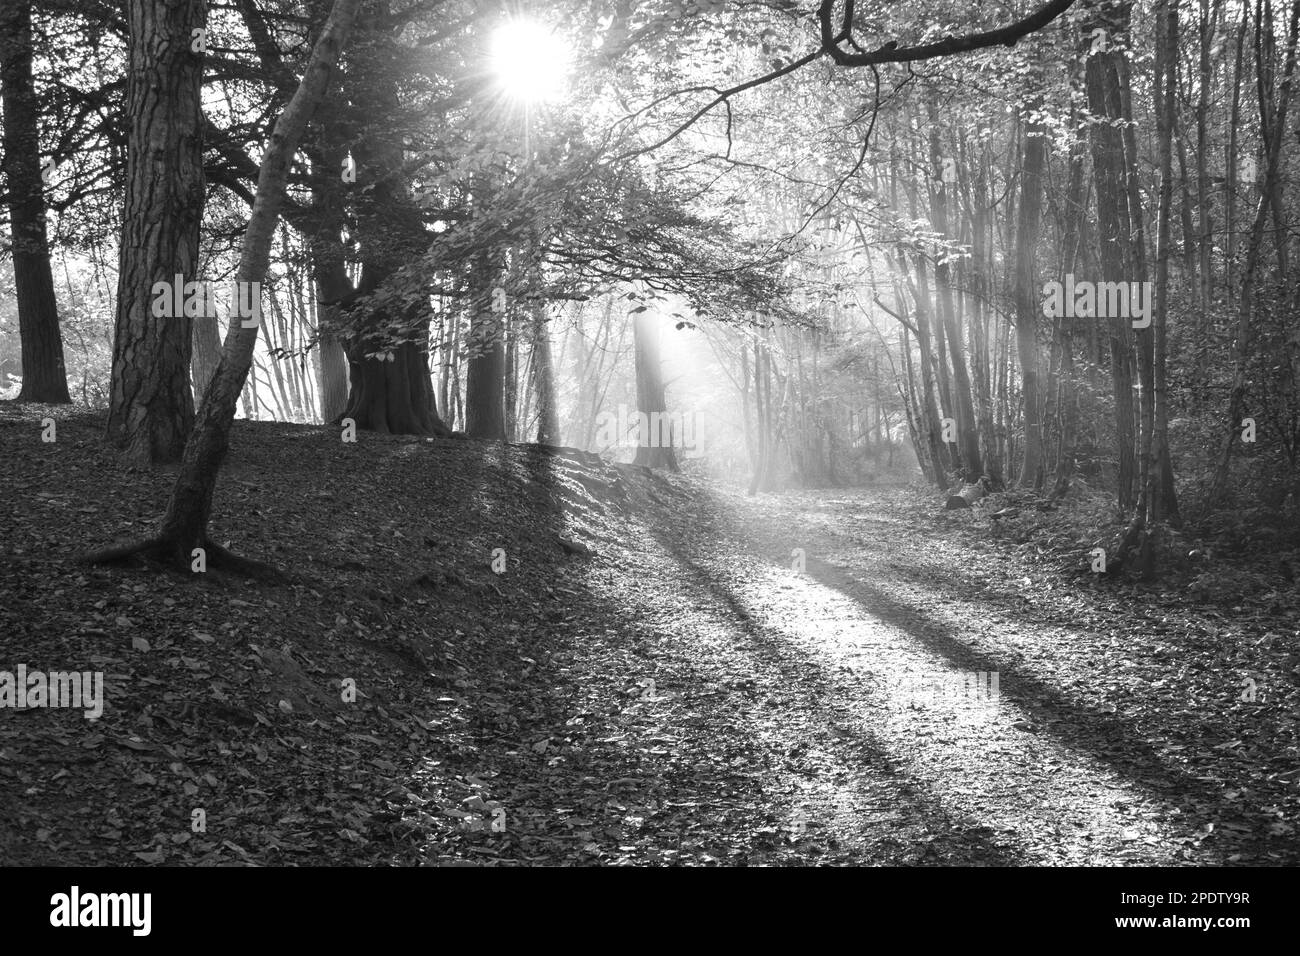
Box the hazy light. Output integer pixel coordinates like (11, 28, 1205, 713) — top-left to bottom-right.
(490, 19, 571, 103)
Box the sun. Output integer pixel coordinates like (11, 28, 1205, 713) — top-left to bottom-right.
(490, 18, 571, 103)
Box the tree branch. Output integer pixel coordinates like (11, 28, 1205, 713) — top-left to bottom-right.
(817, 0, 1078, 66)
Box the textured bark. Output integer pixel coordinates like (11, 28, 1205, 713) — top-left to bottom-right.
(0, 0, 70, 404)
(343, 340, 447, 435)
(317, 331, 349, 422)
(106, 0, 206, 461)
(191, 313, 222, 401)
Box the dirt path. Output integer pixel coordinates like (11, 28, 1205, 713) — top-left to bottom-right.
(502, 482, 1295, 865)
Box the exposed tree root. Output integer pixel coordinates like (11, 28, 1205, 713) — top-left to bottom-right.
(1108, 513, 1163, 580)
(82, 535, 287, 583)
(203, 539, 289, 582)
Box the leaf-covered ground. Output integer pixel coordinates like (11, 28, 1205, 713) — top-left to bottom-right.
(1, 404, 1297, 865)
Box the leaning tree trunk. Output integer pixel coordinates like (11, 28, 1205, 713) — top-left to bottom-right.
(106, 0, 207, 462)
(632, 308, 679, 472)
(86, 0, 361, 574)
(0, 0, 71, 404)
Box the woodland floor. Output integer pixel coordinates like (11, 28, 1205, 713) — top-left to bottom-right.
(2, 403, 1298, 866)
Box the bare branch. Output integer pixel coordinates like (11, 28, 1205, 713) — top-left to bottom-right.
(817, 0, 1078, 66)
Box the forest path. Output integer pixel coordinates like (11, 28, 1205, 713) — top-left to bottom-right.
(4, 410, 1289, 865)
(536, 483, 1288, 865)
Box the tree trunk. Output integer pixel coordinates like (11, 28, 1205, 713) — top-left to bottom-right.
(1194, 0, 1219, 322)
(317, 331, 349, 423)
(1051, 105, 1088, 499)
(465, 279, 507, 441)
(632, 308, 679, 471)
(532, 302, 560, 444)
(897, 265, 948, 490)
(0, 0, 71, 404)
(339, 260, 449, 437)
(1142, 0, 1178, 576)
(190, 312, 222, 401)
(106, 0, 206, 461)
(1211, 0, 1300, 499)
(465, 324, 507, 440)
(503, 314, 518, 441)
(968, 153, 1003, 486)
(747, 339, 766, 494)
(1014, 93, 1048, 490)
(1225, 3, 1250, 293)
(86, 0, 361, 573)
(306, 155, 353, 424)
(927, 106, 983, 480)
(1084, 0, 1138, 510)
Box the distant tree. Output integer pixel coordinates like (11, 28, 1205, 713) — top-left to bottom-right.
(0, 0, 71, 404)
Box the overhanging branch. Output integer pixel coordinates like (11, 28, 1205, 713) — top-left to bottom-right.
(817, 0, 1078, 66)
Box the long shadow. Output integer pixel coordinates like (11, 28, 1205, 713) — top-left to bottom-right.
(631, 520, 1042, 863)
(473, 458, 1026, 862)
(648, 489, 1295, 863)
(390, 441, 886, 863)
